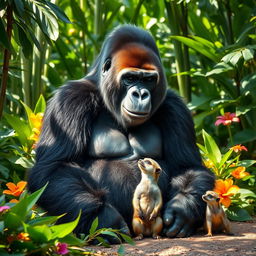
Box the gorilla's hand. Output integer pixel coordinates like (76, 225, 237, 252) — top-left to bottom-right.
(163, 194, 198, 238)
(97, 204, 130, 244)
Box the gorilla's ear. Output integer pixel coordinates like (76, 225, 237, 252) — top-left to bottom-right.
(102, 58, 112, 74)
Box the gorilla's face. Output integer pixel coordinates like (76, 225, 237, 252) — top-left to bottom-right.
(100, 43, 167, 128)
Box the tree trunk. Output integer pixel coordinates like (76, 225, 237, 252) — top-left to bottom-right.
(0, 6, 13, 118)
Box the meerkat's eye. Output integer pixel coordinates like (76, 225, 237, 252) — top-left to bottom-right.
(144, 160, 151, 165)
(208, 194, 213, 199)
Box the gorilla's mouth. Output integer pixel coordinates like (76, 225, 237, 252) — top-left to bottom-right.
(122, 105, 150, 118)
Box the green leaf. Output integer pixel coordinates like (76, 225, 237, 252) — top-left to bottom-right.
(89, 217, 98, 235)
(50, 211, 81, 239)
(170, 35, 220, 62)
(101, 230, 120, 241)
(233, 129, 256, 144)
(239, 160, 256, 168)
(11, 183, 47, 219)
(28, 215, 63, 226)
(0, 164, 9, 179)
(4, 114, 31, 145)
(118, 244, 125, 256)
(230, 51, 242, 66)
(59, 234, 84, 246)
(17, 24, 33, 58)
(96, 236, 111, 247)
(202, 130, 222, 165)
(20, 101, 33, 127)
(119, 233, 134, 245)
(242, 48, 254, 61)
(34, 94, 46, 114)
(14, 157, 34, 168)
(0, 18, 10, 49)
(27, 224, 52, 243)
(46, 2, 71, 23)
(13, 0, 25, 16)
(226, 207, 252, 221)
(238, 189, 256, 199)
(218, 149, 233, 169)
(3, 212, 23, 230)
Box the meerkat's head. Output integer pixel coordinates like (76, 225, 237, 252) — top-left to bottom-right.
(138, 158, 162, 180)
(202, 191, 220, 204)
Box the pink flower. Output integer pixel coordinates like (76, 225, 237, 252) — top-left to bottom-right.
(56, 242, 69, 255)
(0, 205, 10, 213)
(215, 112, 240, 126)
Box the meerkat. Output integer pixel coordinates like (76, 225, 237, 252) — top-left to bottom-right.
(202, 190, 233, 236)
(132, 158, 163, 240)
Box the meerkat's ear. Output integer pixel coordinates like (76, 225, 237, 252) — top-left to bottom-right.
(216, 198, 220, 202)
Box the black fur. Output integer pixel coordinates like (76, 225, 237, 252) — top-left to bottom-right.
(28, 25, 215, 241)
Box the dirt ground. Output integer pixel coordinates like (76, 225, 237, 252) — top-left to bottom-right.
(89, 218, 256, 256)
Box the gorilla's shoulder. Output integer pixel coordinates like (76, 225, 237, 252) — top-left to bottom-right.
(47, 79, 101, 113)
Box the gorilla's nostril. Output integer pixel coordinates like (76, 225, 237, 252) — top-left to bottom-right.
(132, 91, 140, 98)
(141, 92, 149, 100)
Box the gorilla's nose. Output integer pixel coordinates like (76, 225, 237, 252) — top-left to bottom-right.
(129, 87, 150, 104)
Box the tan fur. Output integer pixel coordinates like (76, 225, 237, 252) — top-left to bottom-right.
(132, 158, 163, 240)
(202, 191, 233, 236)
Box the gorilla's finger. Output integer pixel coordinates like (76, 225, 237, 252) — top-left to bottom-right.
(176, 225, 191, 238)
(163, 209, 174, 226)
(166, 217, 184, 238)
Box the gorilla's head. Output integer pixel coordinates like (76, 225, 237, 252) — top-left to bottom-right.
(88, 25, 167, 127)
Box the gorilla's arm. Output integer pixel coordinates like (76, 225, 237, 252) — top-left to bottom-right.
(28, 80, 129, 241)
(154, 90, 215, 237)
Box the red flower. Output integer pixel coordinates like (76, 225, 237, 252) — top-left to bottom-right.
(230, 144, 248, 153)
(56, 242, 69, 255)
(215, 112, 240, 126)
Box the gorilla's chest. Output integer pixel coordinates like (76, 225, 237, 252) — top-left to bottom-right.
(88, 113, 162, 160)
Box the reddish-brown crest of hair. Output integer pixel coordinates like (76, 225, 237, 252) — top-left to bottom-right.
(114, 43, 157, 73)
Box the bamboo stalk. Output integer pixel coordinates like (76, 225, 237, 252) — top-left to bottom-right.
(0, 5, 13, 118)
(165, 1, 189, 102)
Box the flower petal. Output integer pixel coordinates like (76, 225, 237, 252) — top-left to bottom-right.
(17, 181, 27, 191)
(221, 197, 231, 208)
(5, 182, 17, 192)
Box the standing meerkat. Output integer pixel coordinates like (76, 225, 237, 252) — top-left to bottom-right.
(132, 158, 163, 240)
(202, 190, 233, 236)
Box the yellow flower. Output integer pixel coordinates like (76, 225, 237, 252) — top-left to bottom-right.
(29, 112, 44, 144)
(3, 181, 27, 197)
(29, 113, 44, 130)
(214, 179, 240, 208)
(203, 159, 215, 169)
(231, 166, 250, 179)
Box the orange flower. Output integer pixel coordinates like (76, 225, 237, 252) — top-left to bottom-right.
(9, 199, 19, 203)
(231, 166, 250, 179)
(3, 181, 27, 197)
(17, 232, 30, 241)
(214, 179, 240, 208)
(230, 144, 248, 153)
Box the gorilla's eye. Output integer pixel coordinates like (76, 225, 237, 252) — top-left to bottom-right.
(144, 76, 157, 83)
(125, 74, 138, 84)
(102, 58, 112, 73)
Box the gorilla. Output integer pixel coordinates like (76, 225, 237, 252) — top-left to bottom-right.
(28, 25, 215, 241)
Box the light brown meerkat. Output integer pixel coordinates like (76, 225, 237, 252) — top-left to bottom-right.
(132, 158, 163, 240)
(202, 190, 233, 236)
